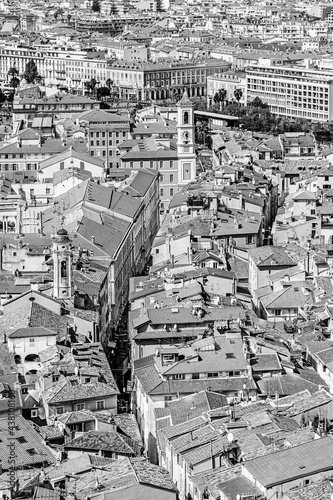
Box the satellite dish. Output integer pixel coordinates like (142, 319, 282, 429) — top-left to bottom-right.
(227, 432, 234, 443)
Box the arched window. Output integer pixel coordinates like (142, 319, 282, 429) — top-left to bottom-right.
(183, 111, 189, 124)
(61, 260, 67, 278)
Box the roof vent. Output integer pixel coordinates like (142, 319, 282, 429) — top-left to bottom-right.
(171, 307, 179, 313)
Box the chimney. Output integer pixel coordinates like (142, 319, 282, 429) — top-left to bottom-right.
(91, 236, 95, 244)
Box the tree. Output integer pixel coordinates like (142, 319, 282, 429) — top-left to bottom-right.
(23, 60, 39, 84)
(250, 97, 268, 109)
(96, 86, 110, 101)
(234, 88, 243, 103)
(90, 78, 97, 96)
(213, 88, 227, 110)
(84, 78, 97, 96)
(9, 77, 20, 89)
(7, 66, 19, 79)
(92, 0, 100, 12)
(105, 78, 113, 90)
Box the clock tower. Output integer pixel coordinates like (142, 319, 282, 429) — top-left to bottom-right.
(52, 228, 73, 299)
(177, 90, 196, 186)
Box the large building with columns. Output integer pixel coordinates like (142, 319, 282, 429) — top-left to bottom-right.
(106, 58, 231, 101)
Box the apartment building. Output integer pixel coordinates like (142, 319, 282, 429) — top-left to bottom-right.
(0, 44, 110, 92)
(246, 64, 333, 122)
(77, 109, 130, 170)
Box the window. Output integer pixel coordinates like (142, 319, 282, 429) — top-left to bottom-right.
(61, 260, 67, 278)
(226, 353, 235, 359)
(160, 189, 164, 196)
(192, 373, 199, 379)
(275, 309, 281, 316)
(17, 436, 27, 444)
(183, 163, 191, 180)
(46, 188, 51, 195)
(60, 162, 64, 170)
(207, 372, 218, 378)
(56, 407, 64, 414)
(170, 188, 174, 196)
(31, 409, 38, 418)
(76, 403, 85, 411)
(13, 252, 17, 257)
(246, 235, 254, 244)
(52, 375, 59, 382)
(174, 374, 184, 380)
(29, 338, 35, 343)
(170, 174, 174, 182)
(96, 400, 105, 410)
(170, 160, 174, 168)
(325, 176, 329, 181)
(140, 161, 143, 168)
(150, 161, 154, 168)
(26, 448, 38, 456)
(22, 387, 28, 394)
(80, 161, 85, 170)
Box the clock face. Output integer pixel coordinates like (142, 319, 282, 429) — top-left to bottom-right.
(182, 130, 191, 142)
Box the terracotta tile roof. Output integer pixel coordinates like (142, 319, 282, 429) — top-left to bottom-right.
(34, 487, 60, 500)
(273, 389, 333, 417)
(130, 457, 178, 491)
(167, 390, 228, 426)
(0, 415, 56, 470)
(65, 430, 135, 455)
(248, 245, 296, 267)
(47, 381, 118, 405)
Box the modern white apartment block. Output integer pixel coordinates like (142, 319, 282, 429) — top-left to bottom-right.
(246, 64, 333, 122)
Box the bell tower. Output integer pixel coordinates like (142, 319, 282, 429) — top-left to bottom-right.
(177, 90, 196, 186)
(52, 228, 73, 299)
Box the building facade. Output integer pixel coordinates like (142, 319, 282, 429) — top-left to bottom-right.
(246, 64, 333, 122)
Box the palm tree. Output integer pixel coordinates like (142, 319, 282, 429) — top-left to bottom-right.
(217, 88, 227, 109)
(234, 88, 243, 103)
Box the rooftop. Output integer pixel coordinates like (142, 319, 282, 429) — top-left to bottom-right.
(243, 436, 333, 488)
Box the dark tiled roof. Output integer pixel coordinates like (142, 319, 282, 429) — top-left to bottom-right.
(8, 327, 56, 339)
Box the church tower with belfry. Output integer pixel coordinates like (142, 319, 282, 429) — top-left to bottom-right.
(177, 89, 196, 186)
(52, 228, 73, 299)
